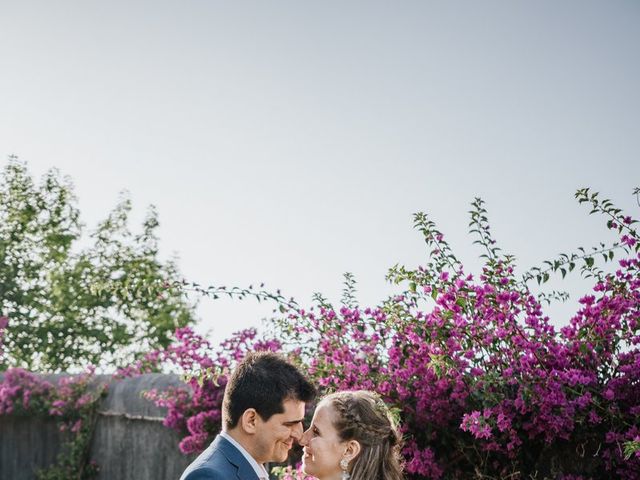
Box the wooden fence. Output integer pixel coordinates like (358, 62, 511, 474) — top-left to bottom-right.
(0, 374, 194, 480)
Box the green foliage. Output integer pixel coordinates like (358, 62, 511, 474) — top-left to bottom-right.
(520, 188, 638, 288)
(624, 439, 640, 461)
(340, 272, 358, 308)
(0, 157, 194, 372)
(469, 196, 502, 262)
(175, 279, 297, 313)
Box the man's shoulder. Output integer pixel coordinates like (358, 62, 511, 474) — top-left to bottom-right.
(180, 436, 238, 480)
(181, 465, 228, 480)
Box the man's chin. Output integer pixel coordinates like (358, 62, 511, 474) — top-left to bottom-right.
(273, 450, 291, 463)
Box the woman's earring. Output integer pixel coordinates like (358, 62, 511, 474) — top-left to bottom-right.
(340, 458, 350, 480)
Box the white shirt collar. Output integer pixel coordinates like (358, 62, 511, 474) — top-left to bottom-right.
(220, 430, 270, 480)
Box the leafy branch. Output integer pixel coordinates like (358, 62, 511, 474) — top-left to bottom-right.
(521, 243, 619, 286)
(469, 197, 502, 262)
(386, 212, 461, 287)
(174, 280, 298, 314)
(340, 272, 358, 308)
(576, 188, 639, 247)
(311, 292, 333, 310)
(519, 187, 640, 287)
(536, 290, 571, 306)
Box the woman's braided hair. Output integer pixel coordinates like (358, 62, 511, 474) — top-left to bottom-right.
(324, 390, 404, 480)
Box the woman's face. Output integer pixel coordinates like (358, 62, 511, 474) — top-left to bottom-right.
(299, 401, 347, 479)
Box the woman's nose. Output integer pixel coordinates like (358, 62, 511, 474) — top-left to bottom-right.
(299, 429, 310, 446)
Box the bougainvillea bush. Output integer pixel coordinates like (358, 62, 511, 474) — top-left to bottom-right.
(273, 191, 640, 479)
(1, 188, 639, 479)
(127, 189, 640, 479)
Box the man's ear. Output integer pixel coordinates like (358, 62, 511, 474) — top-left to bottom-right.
(240, 408, 259, 434)
(344, 439, 361, 462)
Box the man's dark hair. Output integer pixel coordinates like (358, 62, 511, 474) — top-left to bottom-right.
(222, 351, 316, 430)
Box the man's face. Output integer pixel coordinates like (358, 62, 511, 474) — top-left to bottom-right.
(253, 398, 306, 464)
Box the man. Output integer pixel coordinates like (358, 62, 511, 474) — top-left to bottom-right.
(180, 351, 316, 480)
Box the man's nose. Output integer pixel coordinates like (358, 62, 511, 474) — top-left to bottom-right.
(291, 422, 304, 440)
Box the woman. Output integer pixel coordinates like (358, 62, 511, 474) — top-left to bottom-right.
(299, 390, 404, 480)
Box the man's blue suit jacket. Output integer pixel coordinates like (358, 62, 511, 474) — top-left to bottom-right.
(180, 435, 261, 480)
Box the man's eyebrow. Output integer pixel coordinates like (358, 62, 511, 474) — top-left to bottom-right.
(283, 418, 305, 425)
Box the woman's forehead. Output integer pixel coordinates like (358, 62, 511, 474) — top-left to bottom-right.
(313, 401, 336, 423)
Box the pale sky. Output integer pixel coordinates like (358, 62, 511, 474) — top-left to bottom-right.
(1, 1, 639, 346)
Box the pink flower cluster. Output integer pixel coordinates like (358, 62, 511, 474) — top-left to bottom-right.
(0, 367, 105, 435)
(48, 367, 106, 433)
(0, 368, 53, 415)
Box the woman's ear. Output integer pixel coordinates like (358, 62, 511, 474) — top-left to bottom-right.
(240, 408, 258, 434)
(344, 439, 361, 462)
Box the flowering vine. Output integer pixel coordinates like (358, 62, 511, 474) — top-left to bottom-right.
(0, 367, 106, 479)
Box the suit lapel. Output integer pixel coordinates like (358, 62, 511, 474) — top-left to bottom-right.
(217, 435, 261, 480)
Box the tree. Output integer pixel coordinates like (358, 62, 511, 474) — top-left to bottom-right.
(0, 157, 194, 372)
